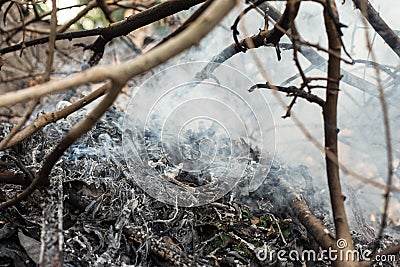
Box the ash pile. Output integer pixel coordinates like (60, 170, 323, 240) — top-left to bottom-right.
(0, 99, 397, 267)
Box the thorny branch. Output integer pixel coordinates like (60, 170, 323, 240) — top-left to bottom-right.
(322, 1, 356, 265)
(248, 82, 325, 107)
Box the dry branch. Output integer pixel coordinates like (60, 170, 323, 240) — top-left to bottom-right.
(249, 82, 325, 107)
(0, 170, 27, 186)
(352, 0, 400, 58)
(86, 0, 205, 66)
(281, 179, 336, 250)
(0, 99, 38, 150)
(0, 0, 204, 57)
(56, 0, 98, 33)
(2, 84, 108, 149)
(323, 1, 356, 265)
(198, 2, 379, 97)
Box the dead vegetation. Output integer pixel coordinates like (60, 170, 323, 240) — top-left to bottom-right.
(0, 0, 399, 266)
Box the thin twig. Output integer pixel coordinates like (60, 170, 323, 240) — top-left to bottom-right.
(1, 3, 87, 34)
(86, 0, 205, 66)
(358, 3, 394, 240)
(57, 0, 97, 33)
(249, 82, 325, 107)
(286, 0, 310, 118)
(42, 0, 57, 82)
(97, 0, 113, 23)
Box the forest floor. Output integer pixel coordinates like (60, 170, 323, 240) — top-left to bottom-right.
(0, 99, 398, 267)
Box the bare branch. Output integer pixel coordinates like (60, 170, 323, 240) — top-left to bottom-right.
(352, 0, 400, 58)
(0, 0, 205, 57)
(42, 0, 57, 82)
(0, 98, 38, 150)
(0, 170, 27, 186)
(1, 84, 108, 150)
(249, 82, 325, 107)
(57, 0, 98, 33)
(323, 2, 356, 265)
(86, 0, 205, 66)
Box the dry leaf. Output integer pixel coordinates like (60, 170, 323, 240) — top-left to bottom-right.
(18, 230, 40, 264)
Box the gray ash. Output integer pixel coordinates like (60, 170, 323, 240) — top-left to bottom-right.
(0, 100, 398, 267)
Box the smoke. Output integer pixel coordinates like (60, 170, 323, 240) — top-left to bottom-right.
(29, 0, 399, 235)
(122, 62, 275, 206)
(153, 1, 400, 233)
